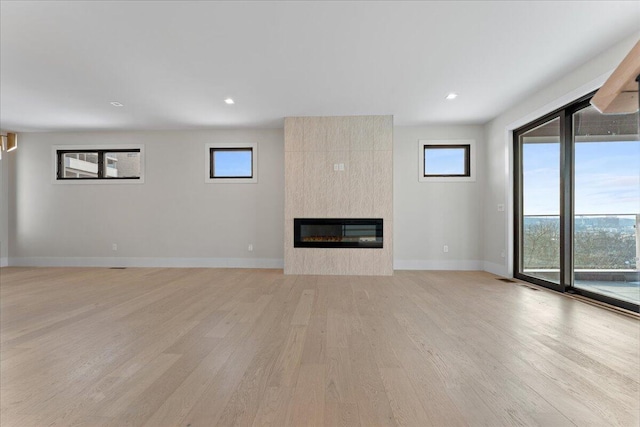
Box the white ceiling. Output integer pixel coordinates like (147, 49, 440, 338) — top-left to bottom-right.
(1, 1, 639, 132)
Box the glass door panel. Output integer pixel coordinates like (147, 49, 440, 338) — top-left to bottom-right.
(573, 105, 640, 305)
(518, 117, 562, 285)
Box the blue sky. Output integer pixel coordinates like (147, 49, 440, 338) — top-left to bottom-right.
(214, 151, 252, 177)
(425, 148, 466, 174)
(523, 140, 640, 216)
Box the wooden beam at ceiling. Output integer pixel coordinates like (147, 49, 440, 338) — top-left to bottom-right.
(591, 40, 640, 114)
(6, 133, 17, 151)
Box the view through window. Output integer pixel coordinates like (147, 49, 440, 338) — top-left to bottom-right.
(423, 145, 470, 176)
(211, 148, 253, 178)
(57, 149, 141, 180)
(205, 142, 258, 183)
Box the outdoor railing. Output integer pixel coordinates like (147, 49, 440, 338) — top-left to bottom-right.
(522, 214, 639, 273)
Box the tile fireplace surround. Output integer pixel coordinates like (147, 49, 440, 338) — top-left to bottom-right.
(284, 115, 393, 275)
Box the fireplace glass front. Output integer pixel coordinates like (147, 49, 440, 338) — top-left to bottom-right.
(294, 218, 383, 248)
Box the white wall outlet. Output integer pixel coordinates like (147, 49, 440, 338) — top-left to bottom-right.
(443, 245, 449, 253)
(333, 164, 338, 171)
(497, 204, 505, 212)
(339, 163, 345, 171)
(248, 244, 253, 252)
(501, 251, 505, 258)
(112, 243, 118, 251)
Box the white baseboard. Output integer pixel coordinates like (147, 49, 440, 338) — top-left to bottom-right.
(393, 259, 484, 271)
(5, 257, 510, 277)
(483, 260, 508, 277)
(7, 257, 284, 269)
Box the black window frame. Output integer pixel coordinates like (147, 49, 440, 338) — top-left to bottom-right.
(209, 147, 254, 179)
(56, 148, 141, 180)
(423, 144, 471, 177)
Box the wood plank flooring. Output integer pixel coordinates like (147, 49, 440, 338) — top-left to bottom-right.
(1, 267, 638, 426)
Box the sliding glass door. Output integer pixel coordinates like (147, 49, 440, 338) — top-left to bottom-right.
(515, 93, 640, 312)
(515, 116, 563, 290)
(572, 105, 639, 307)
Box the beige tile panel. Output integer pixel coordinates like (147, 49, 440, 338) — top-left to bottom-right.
(284, 117, 304, 152)
(373, 150, 393, 219)
(285, 248, 305, 274)
(323, 249, 351, 275)
(303, 248, 328, 275)
(285, 151, 305, 220)
(284, 219, 305, 274)
(284, 217, 293, 247)
(372, 221, 393, 276)
(285, 115, 393, 275)
(373, 115, 393, 151)
(325, 151, 350, 218)
(349, 116, 374, 151)
(303, 117, 327, 152)
(371, 257, 393, 276)
(326, 117, 350, 152)
(349, 150, 374, 218)
(303, 151, 328, 217)
(349, 249, 375, 275)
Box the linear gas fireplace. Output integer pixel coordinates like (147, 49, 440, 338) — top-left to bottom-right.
(294, 218, 383, 248)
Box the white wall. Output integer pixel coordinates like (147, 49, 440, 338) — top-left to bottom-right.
(394, 125, 485, 270)
(482, 33, 640, 277)
(8, 123, 486, 272)
(9, 129, 284, 267)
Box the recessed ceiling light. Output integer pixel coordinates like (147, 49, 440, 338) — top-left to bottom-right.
(445, 93, 458, 100)
(224, 98, 235, 105)
(110, 102, 124, 107)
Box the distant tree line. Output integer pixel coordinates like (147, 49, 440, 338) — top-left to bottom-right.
(523, 221, 637, 270)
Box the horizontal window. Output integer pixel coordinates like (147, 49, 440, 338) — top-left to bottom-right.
(55, 147, 142, 181)
(211, 148, 253, 179)
(418, 139, 476, 182)
(423, 144, 470, 177)
(205, 142, 258, 183)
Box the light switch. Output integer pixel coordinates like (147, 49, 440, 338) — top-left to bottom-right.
(497, 204, 505, 212)
(339, 163, 345, 171)
(333, 164, 338, 171)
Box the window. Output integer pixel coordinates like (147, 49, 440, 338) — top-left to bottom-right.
(211, 148, 253, 178)
(205, 142, 258, 183)
(423, 145, 470, 177)
(53, 145, 144, 183)
(419, 139, 476, 182)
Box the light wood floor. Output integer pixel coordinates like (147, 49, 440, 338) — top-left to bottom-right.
(1, 268, 638, 427)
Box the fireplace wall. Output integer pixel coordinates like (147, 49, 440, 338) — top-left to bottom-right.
(284, 115, 393, 275)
